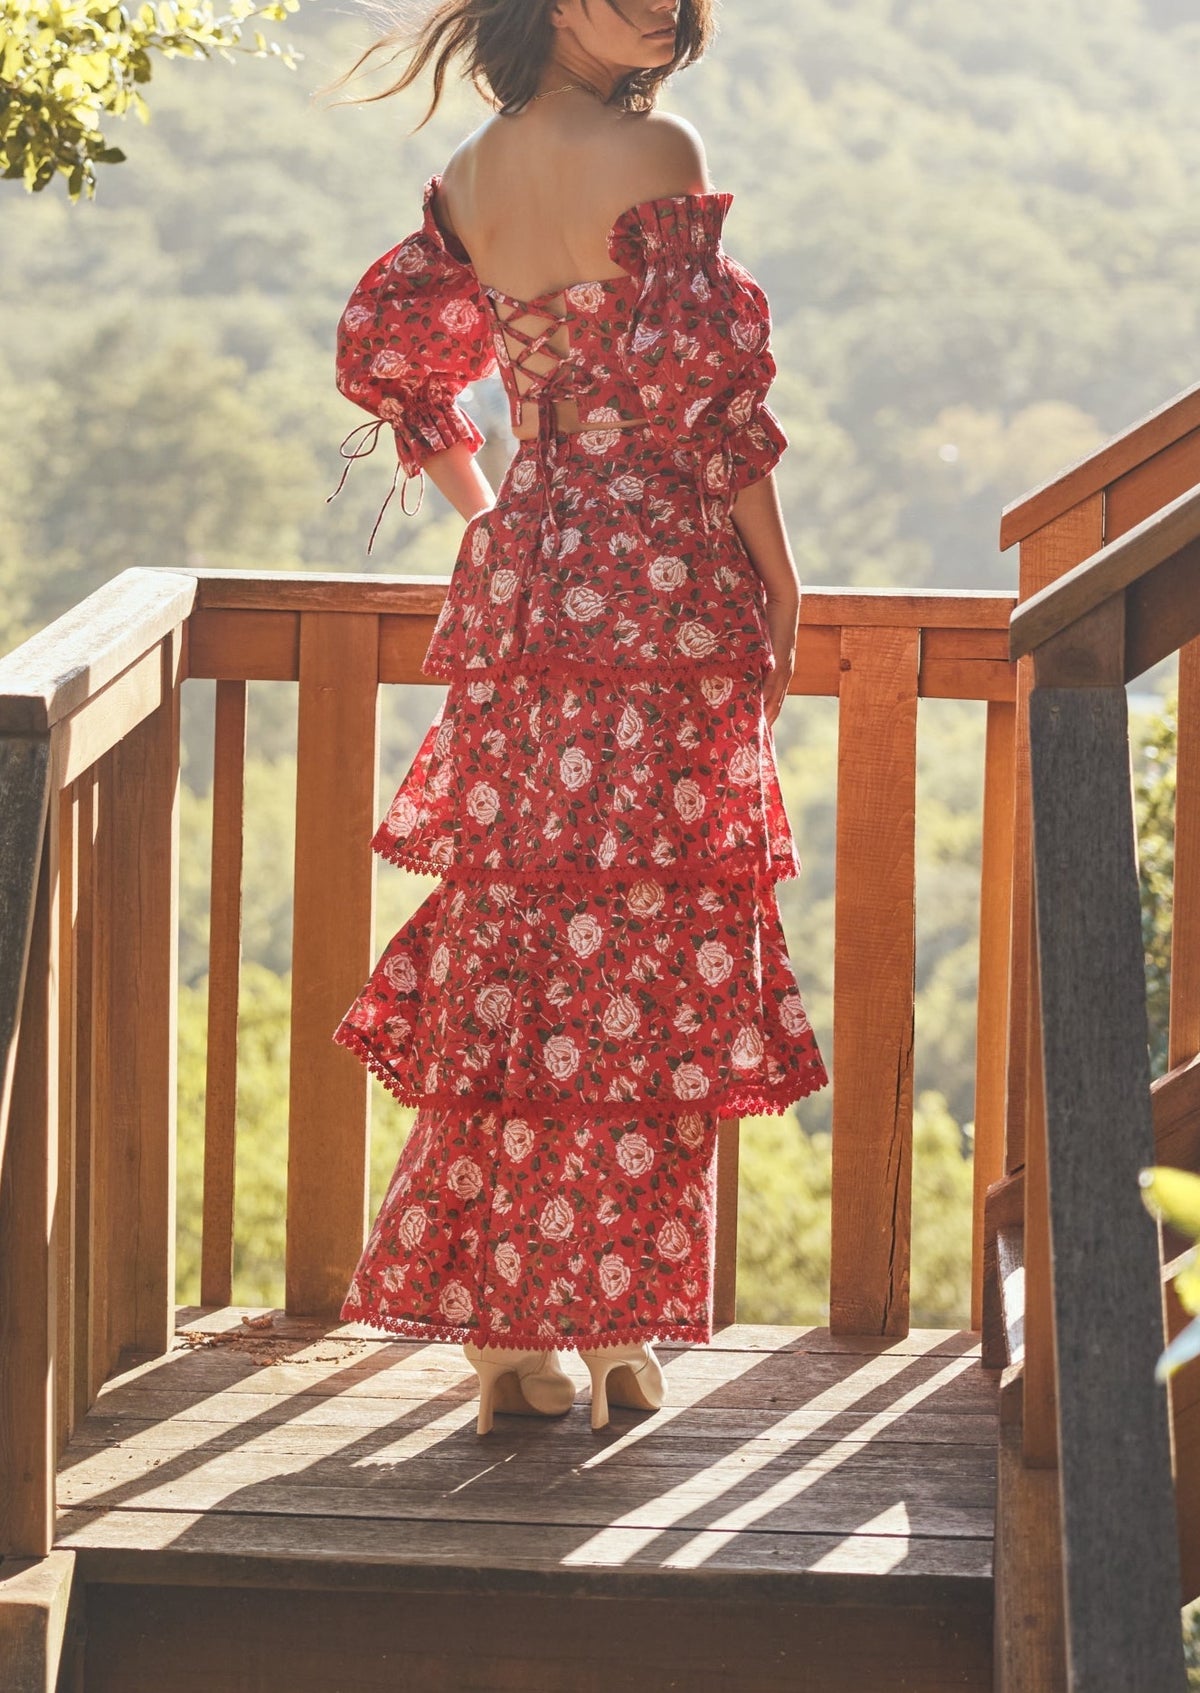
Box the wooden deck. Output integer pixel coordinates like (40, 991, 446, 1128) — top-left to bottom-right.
(54, 1309, 998, 1692)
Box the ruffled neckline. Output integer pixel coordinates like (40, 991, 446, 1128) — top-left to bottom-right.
(419, 174, 734, 301)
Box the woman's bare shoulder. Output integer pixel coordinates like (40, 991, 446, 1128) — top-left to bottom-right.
(601, 109, 712, 206)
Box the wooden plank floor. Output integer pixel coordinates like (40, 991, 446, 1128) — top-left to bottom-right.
(56, 1308, 1000, 1692)
(51, 1306, 995, 1693)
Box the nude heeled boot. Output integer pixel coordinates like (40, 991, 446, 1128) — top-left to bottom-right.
(462, 1342, 576, 1436)
(577, 1342, 666, 1431)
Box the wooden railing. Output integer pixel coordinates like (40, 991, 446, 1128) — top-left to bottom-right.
(0, 564, 1019, 1561)
(988, 378, 1200, 1691)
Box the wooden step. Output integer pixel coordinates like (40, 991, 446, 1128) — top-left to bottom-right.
(57, 1310, 998, 1693)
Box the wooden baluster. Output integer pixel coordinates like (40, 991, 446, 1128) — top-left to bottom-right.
(201, 679, 248, 1308)
(830, 624, 919, 1335)
(971, 698, 1015, 1329)
(286, 612, 380, 1317)
(0, 734, 57, 1556)
(712, 1116, 740, 1328)
(89, 746, 116, 1393)
(72, 771, 97, 1425)
(55, 784, 78, 1454)
(96, 630, 183, 1363)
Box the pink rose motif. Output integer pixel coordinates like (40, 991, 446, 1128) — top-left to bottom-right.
(657, 1218, 692, 1262)
(675, 621, 719, 658)
(370, 348, 412, 380)
(599, 1256, 631, 1298)
(676, 1112, 708, 1149)
(341, 303, 373, 331)
(447, 1157, 484, 1200)
(597, 1197, 621, 1228)
(602, 994, 641, 1040)
(493, 1241, 522, 1286)
(701, 676, 734, 706)
(728, 745, 759, 786)
(674, 1002, 702, 1034)
(616, 704, 644, 747)
(568, 912, 604, 957)
(627, 878, 664, 917)
(697, 940, 733, 986)
(539, 1194, 574, 1241)
(440, 296, 482, 334)
(616, 1132, 654, 1177)
(731, 1026, 765, 1070)
(503, 1120, 534, 1161)
(673, 778, 706, 823)
(557, 527, 583, 557)
(779, 992, 812, 1036)
(467, 781, 500, 825)
(609, 474, 644, 501)
(563, 586, 607, 621)
(438, 1281, 474, 1324)
(511, 458, 538, 493)
(543, 1035, 580, 1080)
(672, 1063, 710, 1101)
(559, 747, 593, 791)
(731, 316, 764, 352)
(397, 1206, 427, 1250)
(392, 241, 429, 275)
(565, 281, 606, 313)
(475, 985, 513, 1027)
(466, 681, 494, 705)
(383, 949, 419, 994)
(490, 568, 518, 603)
(649, 554, 687, 592)
(728, 389, 755, 425)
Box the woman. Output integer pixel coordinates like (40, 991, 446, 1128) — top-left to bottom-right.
(323, 0, 830, 1435)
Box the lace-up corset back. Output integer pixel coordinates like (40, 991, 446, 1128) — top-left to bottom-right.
(330, 171, 791, 551)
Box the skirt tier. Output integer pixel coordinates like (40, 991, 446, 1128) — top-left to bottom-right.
(334, 429, 830, 1348)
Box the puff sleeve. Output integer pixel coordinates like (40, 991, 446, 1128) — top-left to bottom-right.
(329, 213, 497, 553)
(607, 194, 788, 509)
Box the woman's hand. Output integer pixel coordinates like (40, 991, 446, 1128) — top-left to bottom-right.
(762, 592, 799, 727)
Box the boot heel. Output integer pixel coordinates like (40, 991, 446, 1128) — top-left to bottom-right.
(578, 1343, 666, 1431)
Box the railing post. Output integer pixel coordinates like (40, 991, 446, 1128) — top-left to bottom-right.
(287, 611, 380, 1316)
(1029, 604, 1186, 1691)
(830, 624, 919, 1335)
(0, 734, 57, 1556)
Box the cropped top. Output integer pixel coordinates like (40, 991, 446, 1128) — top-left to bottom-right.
(330, 174, 788, 552)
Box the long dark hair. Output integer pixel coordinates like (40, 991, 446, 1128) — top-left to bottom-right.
(315, 0, 716, 127)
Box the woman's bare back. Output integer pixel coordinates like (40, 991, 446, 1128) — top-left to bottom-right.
(435, 96, 710, 305)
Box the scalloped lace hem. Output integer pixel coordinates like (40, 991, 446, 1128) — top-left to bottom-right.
(332, 1021, 830, 1121)
(336, 1305, 713, 1351)
(421, 650, 774, 687)
(369, 839, 801, 887)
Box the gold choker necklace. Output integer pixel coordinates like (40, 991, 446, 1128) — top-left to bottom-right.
(527, 79, 608, 104)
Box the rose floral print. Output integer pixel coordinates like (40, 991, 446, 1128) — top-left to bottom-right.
(331, 176, 830, 1350)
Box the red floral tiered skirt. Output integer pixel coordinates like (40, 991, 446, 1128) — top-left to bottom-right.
(333, 428, 829, 1349)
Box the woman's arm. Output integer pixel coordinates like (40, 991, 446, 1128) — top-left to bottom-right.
(421, 440, 496, 522)
(730, 471, 801, 727)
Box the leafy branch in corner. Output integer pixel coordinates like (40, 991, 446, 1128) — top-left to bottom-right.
(0, 0, 302, 202)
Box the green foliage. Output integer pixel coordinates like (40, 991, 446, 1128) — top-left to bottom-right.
(737, 1090, 973, 1326)
(1139, 1165, 1200, 1381)
(1135, 687, 1177, 1078)
(0, 0, 301, 200)
(177, 961, 412, 1306)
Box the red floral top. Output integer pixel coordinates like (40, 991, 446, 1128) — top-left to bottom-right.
(330, 175, 788, 549)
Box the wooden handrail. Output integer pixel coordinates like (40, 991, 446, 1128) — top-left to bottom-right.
(0, 737, 51, 1172)
(1009, 480, 1200, 671)
(0, 568, 196, 734)
(1000, 376, 1200, 552)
